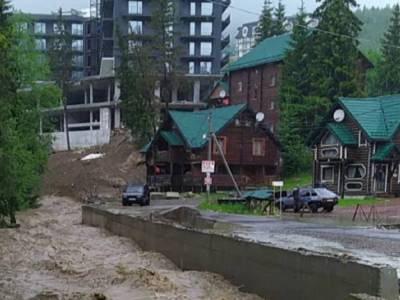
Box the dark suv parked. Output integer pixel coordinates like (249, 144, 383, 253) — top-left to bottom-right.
(275, 188, 338, 213)
(122, 184, 150, 206)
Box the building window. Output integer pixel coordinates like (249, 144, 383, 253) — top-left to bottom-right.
(237, 81, 243, 92)
(201, 2, 213, 16)
(200, 22, 212, 36)
(129, 40, 143, 51)
(19, 22, 28, 32)
(200, 42, 212, 56)
(270, 100, 275, 110)
(345, 182, 363, 192)
(129, 20, 143, 34)
(189, 42, 195, 56)
(190, 22, 196, 36)
(72, 39, 83, 51)
(72, 23, 83, 35)
(321, 165, 334, 183)
(34, 22, 46, 34)
(358, 131, 368, 147)
(321, 133, 339, 146)
(270, 75, 277, 87)
(53, 23, 64, 34)
(71, 71, 84, 80)
(129, 1, 143, 14)
(320, 148, 339, 158)
(73, 55, 83, 66)
(213, 136, 227, 155)
(252, 138, 266, 156)
(345, 164, 366, 180)
(190, 2, 196, 15)
(188, 61, 195, 74)
(200, 61, 212, 74)
(35, 38, 46, 50)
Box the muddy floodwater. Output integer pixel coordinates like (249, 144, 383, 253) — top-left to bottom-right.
(0, 197, 261, 300)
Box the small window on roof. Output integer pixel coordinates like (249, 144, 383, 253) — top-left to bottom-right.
(322, 133, 339, 146)
(358, 131, 368, 147)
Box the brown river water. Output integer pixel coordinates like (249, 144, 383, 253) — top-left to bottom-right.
(0, 196, 261, 300)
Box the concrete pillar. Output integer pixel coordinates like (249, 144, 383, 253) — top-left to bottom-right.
(84, 88, 88, 104)
(114, 107, 121, 129)
(107, 85, 111, 103)
(90, 110, 93, 131)
(114, 80, 121, 101)
(90, 83, 94, 104)
(193, 80, 201, 103)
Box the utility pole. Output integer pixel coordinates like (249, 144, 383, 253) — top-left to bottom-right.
(206, 111, 212, 200)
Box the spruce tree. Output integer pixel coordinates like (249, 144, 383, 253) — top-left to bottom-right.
(310, 0, 364, 100)
(378, 4, 400, 94)
(272, 0, 287, 36)
(256, 0, 274, 44)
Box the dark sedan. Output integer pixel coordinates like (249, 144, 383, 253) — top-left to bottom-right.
(122, 184, 150, 207)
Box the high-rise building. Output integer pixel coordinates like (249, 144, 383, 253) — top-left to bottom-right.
(86, 0, 231, 103)
(29, 12, 87, 80)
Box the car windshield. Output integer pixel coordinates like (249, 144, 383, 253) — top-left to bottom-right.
(126, 186, 144, 193)
(314, 188, 336, 198)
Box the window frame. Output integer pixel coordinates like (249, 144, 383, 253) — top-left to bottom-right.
(200, 42, 212, 56)
(200, 2, 213, 16)
(128, 0, 143, 14)
(321, 165, 335, 184)
(213, 136, 227, 155)
(252, 138, 266, 157)
(345, 164, 367, 180)
(71, 23, 83, 35)
(129, 20, 143, 35)
(34, 22, 46, 34)
(358, 130, 368, 147)
(345, 182, 363, 192)
(321, 132, 339, 146)
(200, 22, 213, 36)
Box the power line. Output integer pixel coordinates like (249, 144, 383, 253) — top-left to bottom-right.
(205, 0, 400, 50)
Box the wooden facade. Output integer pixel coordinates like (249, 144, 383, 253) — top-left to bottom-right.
(313, 96, 400, 197)
(143, 105, 281, 191)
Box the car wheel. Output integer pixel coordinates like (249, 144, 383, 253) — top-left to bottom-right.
(309, 203, 318, 213)
(325, 206, 334, 213)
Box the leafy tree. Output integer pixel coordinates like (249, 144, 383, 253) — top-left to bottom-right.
(0, 8, 58, 226)
(309, 0, 364, 100)
(117, 31, 157, 146)
(272, 0, 287, 36)
(150, 0, 181, 110)
(376, 4, 400, 94)
(48, 8, 73, 150)
(256, 0, 274, 44)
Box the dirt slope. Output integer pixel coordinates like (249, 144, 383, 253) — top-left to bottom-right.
(42, 131, 146, 202)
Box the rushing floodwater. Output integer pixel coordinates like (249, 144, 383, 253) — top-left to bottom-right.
(0, 196, 261, 300)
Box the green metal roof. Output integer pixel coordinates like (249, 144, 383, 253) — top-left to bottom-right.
(160, 131, 184, 146)
(372, 143, 400, 161)
(326, 123, 358, 145)
(225, 33, 292, 72)
(339, 95, 400, 141)
(169, 104, 246, 149)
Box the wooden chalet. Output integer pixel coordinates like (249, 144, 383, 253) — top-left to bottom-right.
(224, 33, 373, 134)
(312, 95, 400, 197)
(141, 104, 281, 191)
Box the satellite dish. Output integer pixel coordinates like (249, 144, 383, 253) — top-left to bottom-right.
(256, 112, 265, 123)
(333, 109, 345, 123)
(242, 26, 248, 38)
(219, 90, 226, 98)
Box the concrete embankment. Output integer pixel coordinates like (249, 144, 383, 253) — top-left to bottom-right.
(82, 205, 399, 300)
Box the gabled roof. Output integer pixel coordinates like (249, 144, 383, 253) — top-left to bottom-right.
(339, 95, 400, 141)
(169, 104, 247, 149)
(160, 131, 184, 146)
(372, 143, 400, 161)
(226, 33, 292, 72)
(326, 123, 358, 145)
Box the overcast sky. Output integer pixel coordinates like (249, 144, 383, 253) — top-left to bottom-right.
(11, 0, 400, 33)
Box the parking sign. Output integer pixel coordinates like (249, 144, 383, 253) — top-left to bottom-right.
(202, 160, 215, 173)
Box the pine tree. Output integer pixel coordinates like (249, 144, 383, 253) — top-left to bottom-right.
(310, 0, 364, 100)
(272, 0, 287, 36)
(378, 4, 400, 94)
(256, 0, 274, 44)
(47, 8, 73, 150)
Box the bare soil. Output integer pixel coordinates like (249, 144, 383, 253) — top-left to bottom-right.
(0, 196, 262, 300)
(42, 131, 146, 202)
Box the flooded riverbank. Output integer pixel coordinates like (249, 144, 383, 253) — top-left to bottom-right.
(0, 196, 260, 300)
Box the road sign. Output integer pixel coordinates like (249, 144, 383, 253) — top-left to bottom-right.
(204, 175, 212, 186)
(272, 181, 284, 187)
(202, 160, 215, 173)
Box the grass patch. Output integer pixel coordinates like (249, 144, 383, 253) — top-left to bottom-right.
(283, 172, 312, 190)
(338, 197, 382, 208)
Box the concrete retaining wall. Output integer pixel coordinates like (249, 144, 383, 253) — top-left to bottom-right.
(82, 205, 399, 300)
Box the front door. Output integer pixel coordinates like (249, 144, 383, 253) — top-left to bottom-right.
(374, 164, 388, 193)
